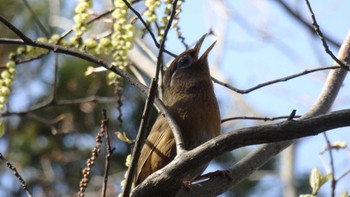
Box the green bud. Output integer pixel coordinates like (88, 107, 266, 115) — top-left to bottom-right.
(0, 96, 7, 104)
(107, 72, 117, 80)
(144, 10, 153, 17)
(75, 2, 89, 13)
(1, 87, 10, 96)
(8, 68, 16, 75)
(8, 52, 16, 60)
(100, 38, 111, 47)
(85, 39, 97, 49)
(6, 61, 15, 68)
(49, 34, 61, 43)
(37, 37, 48, 43)
(74, 15, 82, 24)
(1, 71, 10, 79)
(17, 47, 26, 55)
(3, 78, 12, 86)
(80, 13, 89, 21)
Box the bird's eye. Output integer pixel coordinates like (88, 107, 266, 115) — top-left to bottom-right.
(177, 54, 193, 69)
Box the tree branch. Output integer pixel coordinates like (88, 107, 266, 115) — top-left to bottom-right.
(221, 114, 301, 123)
(275, 0, 340, 48)
(1, 96, 117, 117)
(121, 0, 176, 57)
(22, 0, 50, 37)
(304, 0, 349, 70)
(212, 65, 341, 94)
(133, 109, 350, 196)
(0, 153, 33, 197)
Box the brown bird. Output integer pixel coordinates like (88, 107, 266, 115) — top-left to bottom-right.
(134, 34, 220, 185)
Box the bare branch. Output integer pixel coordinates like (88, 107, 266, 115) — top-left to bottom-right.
(275, 0, 340, 48)
(337, 168, 350, 182)
(304, 0, 349, 70)
(321, 133, 336, 197)
(0, 16, 33, 43)
(221, 115, 301, 123)
(22, 0, 50, 37)
(59, 8, 115, 43)
(212, 65, 341, 94)
(0, 153, 33, 197)
(1, 96, 117, 117)
(101, 110, 114, 197)
(121, 0, 176, 57)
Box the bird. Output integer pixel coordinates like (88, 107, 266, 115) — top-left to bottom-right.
(134, 34, 220, 185)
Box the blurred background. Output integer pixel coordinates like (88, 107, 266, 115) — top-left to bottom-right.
(0, 0, 349, 196)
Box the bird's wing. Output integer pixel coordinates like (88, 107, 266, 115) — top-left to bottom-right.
(134, 115, 176, 185)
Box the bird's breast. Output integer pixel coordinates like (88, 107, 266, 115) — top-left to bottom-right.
(169, 94, 220, 150)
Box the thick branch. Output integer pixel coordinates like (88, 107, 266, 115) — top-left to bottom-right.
(132, 109, 350, 196)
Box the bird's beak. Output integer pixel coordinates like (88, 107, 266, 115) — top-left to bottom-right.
(193, 34, 216, 63)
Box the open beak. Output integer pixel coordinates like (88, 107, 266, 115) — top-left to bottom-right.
(193, 34, 216, 63)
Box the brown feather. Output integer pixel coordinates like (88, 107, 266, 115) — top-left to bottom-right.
(134, 35, 220, 185)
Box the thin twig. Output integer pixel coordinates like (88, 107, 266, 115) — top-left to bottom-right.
(154, 0, 185, 153)
(304, 0, 349, 70)
(121, 1, 181, 196)
(59, 8, 115, 43)
(78, 113, 106, 196)
(0, 153, 33, 197)
(101, 109, 114, 197)
(121, 0, 177, 57)
(221, 115, 301, 123)
(322, 133, 336, 197)
(336, 168, 350, 182)
(212, 65, 340, 94)
(1, 96, 116, 117)
(14, 53, 47, 65)
(276, 0, 340, 48)
(122, 79, 158, 197)
(0, 16, 33, 43)
(155, 0, 178, 79)
(22, 0, 50, 37)
(52, 54, 59, 100)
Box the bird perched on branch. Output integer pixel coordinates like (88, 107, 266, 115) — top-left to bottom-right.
(134, 34, 220, 185)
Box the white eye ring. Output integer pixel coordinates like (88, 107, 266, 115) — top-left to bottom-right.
(177, 54, 193, 69)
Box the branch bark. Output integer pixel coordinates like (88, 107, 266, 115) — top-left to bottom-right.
(132, 109, 350, 197)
